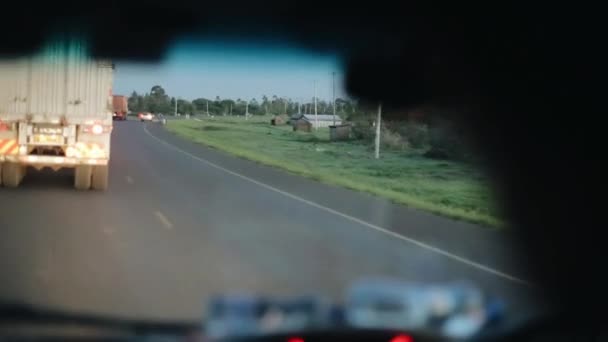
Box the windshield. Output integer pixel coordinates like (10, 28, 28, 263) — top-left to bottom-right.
(0, 37, 543, 340)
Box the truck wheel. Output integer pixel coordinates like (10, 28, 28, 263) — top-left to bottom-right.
(91, 165, 109, 191)
(74, 165, 92, 190)
(2, 162, 24, 188)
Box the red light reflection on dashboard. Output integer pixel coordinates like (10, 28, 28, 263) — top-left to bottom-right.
(390, 334, 414, 342)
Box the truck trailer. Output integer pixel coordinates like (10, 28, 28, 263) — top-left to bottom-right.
(112, 95, 128, 121)
(0, 40, 113, 190)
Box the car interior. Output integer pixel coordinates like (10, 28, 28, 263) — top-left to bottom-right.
(0, 1, 601, 341)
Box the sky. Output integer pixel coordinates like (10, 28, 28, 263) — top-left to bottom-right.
(113, 40, 347, 102)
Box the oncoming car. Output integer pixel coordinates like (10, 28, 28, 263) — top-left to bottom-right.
(138, 112, 154, 122)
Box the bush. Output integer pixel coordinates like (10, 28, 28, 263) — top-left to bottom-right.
(425, 118, 470, 160)
(401, 123, 429, 148)
(382, 121, 429, 149)
(351, 120, 375, 141)
(352, 120, 409, 150)
(381, 127, 409, 150)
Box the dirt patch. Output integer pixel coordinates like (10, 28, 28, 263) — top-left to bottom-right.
(198, 126, 228, 131)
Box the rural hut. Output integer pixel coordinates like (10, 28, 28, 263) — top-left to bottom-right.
(290, 114, 342, 131)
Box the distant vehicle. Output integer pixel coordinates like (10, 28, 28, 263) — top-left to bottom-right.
(0, 40, 112, 190)
(138, 112, 154, 122)
(112, 95, 128, 121)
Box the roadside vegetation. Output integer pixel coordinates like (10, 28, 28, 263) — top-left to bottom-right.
(129, 85, 501, 226)
(166, 115, 502, 227)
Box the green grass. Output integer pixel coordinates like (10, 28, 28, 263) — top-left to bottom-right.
(166, 116, 503, 227)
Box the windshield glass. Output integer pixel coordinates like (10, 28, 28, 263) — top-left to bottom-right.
(0, 37, 542, 339)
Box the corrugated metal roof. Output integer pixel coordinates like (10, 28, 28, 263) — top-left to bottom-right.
(292, 114, 342, 122)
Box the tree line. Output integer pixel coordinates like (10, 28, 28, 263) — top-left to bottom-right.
(127, 85, 361, 117)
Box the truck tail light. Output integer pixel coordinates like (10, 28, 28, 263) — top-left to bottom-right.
(0, 121, 11, 131)
(65, 146, 77, 157)
(82, 124, 111, 134)
(92, 124, 103, 135)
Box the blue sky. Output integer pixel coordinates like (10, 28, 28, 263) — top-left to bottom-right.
(113, 40, 347, 102)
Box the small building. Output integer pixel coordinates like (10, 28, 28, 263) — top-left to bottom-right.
(329, 124, 352, 141)
(271, 115, 287, 126)
(290, 114, 342, 130)
(293, 120, 312, 132)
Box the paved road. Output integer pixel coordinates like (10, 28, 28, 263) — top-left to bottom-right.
(0, 120, 542, 323)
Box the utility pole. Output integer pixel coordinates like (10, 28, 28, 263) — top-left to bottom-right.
(174, 97, 178, 116)
(229, 103, 232, 116)
(332, 71, 336, 125)
(206, 101, 209, 116)
(245, 101, 249, 120)
(314, 80, 318, 129)
(375, 103, 382, 159)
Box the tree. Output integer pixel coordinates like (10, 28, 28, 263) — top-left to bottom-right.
(127, 84, 358, 118)
(151, 85, 166, 97)
(336, 98, 350, 115)
(249, 98, 261, 115)
(128, 91, 141, 112)
(177, 99, 194, 115)
(234, 99, 247, 115)
(261, 95, 270, 115)
(137, 95, 145, 112)
(148, 85, 171, 113)
(193, 98, 209, 113)
(285, 98, 296, 115)
(220, 99, 235, 115)
(170, 97, 176, 114)
(271, 95, 279, 114)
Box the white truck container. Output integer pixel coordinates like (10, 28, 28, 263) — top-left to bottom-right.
(0, 40, 113, 190)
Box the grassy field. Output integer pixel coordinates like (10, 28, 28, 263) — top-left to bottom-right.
(166, 116, 501, 227)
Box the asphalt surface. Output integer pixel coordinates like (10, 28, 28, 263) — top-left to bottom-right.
(0, 119, 543, 324)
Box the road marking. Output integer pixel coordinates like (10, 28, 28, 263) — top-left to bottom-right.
(143, 124, 533, 286)
(125, 176, 134, 184)
(154, 211, 174, 230)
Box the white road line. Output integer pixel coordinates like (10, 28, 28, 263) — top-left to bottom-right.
(143, 124, 533, 286)
(154, 211, 174, 230)
(125, 176, 134, 184)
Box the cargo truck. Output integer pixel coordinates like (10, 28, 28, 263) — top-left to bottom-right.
(0, 40, 113, 190)
(112, 95, 128, 121)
